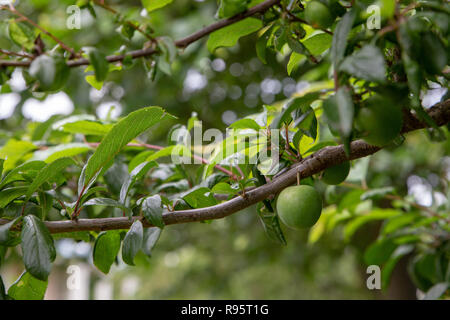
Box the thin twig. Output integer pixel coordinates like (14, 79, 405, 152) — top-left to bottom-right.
(2, 4, 79, 58)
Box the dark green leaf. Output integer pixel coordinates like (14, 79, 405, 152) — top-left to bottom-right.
(93, 231, 121, 274)
(0, 187, 28, 208)
(21, 215, 56, 281)
(331, 10, 356, 67)
(122, 220, 143, 266)
(25, 157, 76, 200)
(119, 161, 158, 204)
(142, 227, 162, 257)
(340, 44, 386, 82)
(141, 195, 165, 228)
(86, 48, 109, 82)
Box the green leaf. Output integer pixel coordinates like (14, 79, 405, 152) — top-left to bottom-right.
(0, 159, 4, 177)
(85, 48, 109, 82)
(322, 88, 354, 150)
(122, 220, 143, 266)
(331, 10, 356, 67)
(272, 92, 320, 129)
(32, 143, 92, 163)
(360, 187, 395, 200)
(25, 157, 76, 200)
(344, 209, 401, 241)
(381, 244, 414, 288)
(340, 45, 386, 82)
(207, 18, 263, 53)
(8, 272, 48, 300)
(229, 118, 262, 131)
(84, 107, 172, 185)
(364, 238, 397, 265)
(119, 161, 158, 204)
(142, 227, 162, 257)
(8, 21, 35, 50)
(141, 195, 165, 229)
(21, 215, 56, 281)
(142, 0, 173, 12)
(287, 52, 305, 75)
(303, 33, 332, 56)
(60, 120, 113, 136)
(0, 187, 28, 208)
(258, 205, 287, 245)
(0, 139, 37, 172)
(0, 161, 46, 190)
(217, 0, 249, 18)
(93, 231, 121, 274)
(0, 218, 20, 245)
(212, 182, 238, 195)
(31, 115, 60, 141)
(182, 187, 217, 209)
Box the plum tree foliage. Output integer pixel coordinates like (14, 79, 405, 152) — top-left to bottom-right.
(0, 0, 449, 299)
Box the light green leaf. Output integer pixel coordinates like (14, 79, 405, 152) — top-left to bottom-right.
(122, 220, 143, 266)
(229, 118, 262, 131)
(8, 21, 35, 50)
(207, 18, 263, 53)
(84, 106, 173, 185)
(0, 139, 36, 172)
(21, 215, 56, 281)
(93, 231, 121, 274)
(142, 0, 173, 12)
(25, 157, 76, 200)
(60, 120, 113, 136)
(303, 32, 332, 56)
(344, 209, 401, 241)
(182, 187, 217, 209)
(8, 272, 48, 300)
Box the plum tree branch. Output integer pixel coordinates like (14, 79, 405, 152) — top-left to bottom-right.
(2, 99, 448, 234)
(0, 0, 281, 68)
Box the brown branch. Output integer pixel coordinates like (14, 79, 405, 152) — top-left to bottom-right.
(0, 0, 281, 68)
(2, 99, 448, 234)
